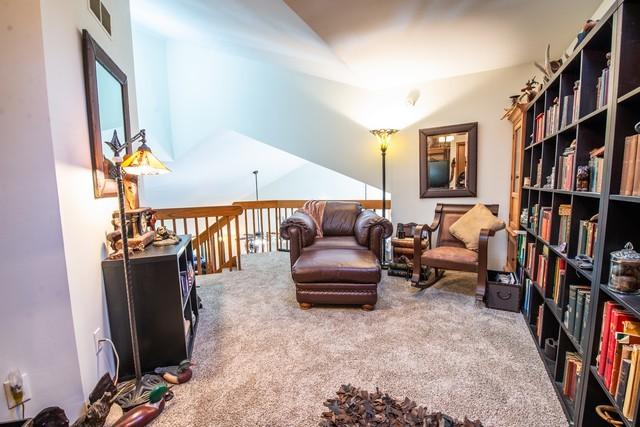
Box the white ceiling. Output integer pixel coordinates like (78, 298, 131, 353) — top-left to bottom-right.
(131, 0, 602, 89)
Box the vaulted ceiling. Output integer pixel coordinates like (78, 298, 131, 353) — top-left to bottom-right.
(132, 0, 602, 89)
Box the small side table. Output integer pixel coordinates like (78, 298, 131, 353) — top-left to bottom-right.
(389, 223, 429, 279)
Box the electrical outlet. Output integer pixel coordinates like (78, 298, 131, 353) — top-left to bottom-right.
(3, 372, 31, 410)
(93, 327, 103, 353)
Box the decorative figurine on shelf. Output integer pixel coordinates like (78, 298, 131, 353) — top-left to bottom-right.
(154, 359, 194, 384)
(575, 20, 599, 48)
(535, 44, 565, 84)
(608, 243, 640, 294)
(153, 226, 180, 246)
(576, 165, 590, 191)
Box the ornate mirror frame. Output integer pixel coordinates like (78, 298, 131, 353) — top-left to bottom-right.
(82, 29, 132, 198)
(419, 122, 478, 198)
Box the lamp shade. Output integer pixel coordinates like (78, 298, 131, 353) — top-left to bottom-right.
(370, 129, 398, 153)
(121, 144, 170, 175)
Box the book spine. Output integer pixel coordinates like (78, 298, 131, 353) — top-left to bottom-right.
(574, 291, 586, 341)
(633, 135, 640, 197)
(616, 358, 631, 409)
(581, 294, 590, 351)
(568, 286, 578, 333)
(625, 136, 638, 196)
(598, 302, 615, 376)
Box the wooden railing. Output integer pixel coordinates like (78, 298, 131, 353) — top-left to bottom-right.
(154, 200, 390, 275)
(154, 205, 244, 275)
(232, 200, 390, 254)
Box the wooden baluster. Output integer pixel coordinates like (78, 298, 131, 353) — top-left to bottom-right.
(251, 208, 256, 252)
(276, 207, 280, 250)
(210, 216, 218, 273)
(259, 208, 264, 253)
(194, 217, 202, 275)
(226, 218, 233, 271)
(205, 216, 213, 274)
(160, 219, 165, 228)
(183, 218, 188, 237)
(172, 219, 177, 233)
(267, 207, 272, 252)
(216, 215, 223, 267)
(234, 215, 242, 270)
(243, 209, 249, 254)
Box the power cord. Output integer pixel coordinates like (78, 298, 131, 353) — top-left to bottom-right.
(97, 338, 120, 385)
(19, 402, 25, 420)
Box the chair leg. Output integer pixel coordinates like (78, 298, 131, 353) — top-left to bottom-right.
(412, 268, 444, 289)
(299, 302, 312, 310)
(476, 271, 487, 304)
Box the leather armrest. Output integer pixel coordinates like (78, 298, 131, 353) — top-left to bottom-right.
(280, 210, 316, 247)
(354, 210, 393, 246)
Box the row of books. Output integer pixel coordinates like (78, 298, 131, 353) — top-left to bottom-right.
(534, 158, 543, 187)
(528, 203, 540, 231)
(525, 242, 536, 274)
(551, 258, 566, 306)
(596, 54, 611, 109)
(576, 215, 598, 259)
(596, 302, 640, 420)
(523, 278, 533, 316)
(557, 204, 571, 248)
(516, 230, 527, 266)
(556, 141, 576, 191)
(534, 113, 545, 143)
(588, 146, 605, 193)
(538, 206, 552, 242)
(563, 285, 591, 350)
(620, 134, 640, 196)
(544, 98, 561, 137)
(559, 83, 580, 129)
(562, 352, 583, 402)
(537, 248, 549, 290)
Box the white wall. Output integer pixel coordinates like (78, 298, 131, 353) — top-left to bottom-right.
(0, 0, 84, 420)
(389, 64, 533, 269)
(39, 0, 139, 404)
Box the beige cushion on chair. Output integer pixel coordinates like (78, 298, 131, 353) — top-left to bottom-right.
(449, 203, 505, 251)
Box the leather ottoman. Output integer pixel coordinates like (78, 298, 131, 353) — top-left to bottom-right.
(292, 249, 381, 310)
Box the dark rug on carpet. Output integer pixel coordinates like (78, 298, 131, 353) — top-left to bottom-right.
(320, 384, 483, 427)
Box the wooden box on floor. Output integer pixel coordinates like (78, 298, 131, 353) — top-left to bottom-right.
(102, 235, 199, 379)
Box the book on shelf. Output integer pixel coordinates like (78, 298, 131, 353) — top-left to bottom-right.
(560, 94, 574, 129)
(537, 249, 549, 290)
(623, 344, 640, 420)
(580, 293, 591, 350)
(596, 53, 611, 109)
(605, 311, 637, 388)
(610, 330, 640, 397)
(572, 80, 581, 122)
(557, 204, 571, 247)
(551, 258, 566, 305)
(535, 158, 543, 187)
(576, 214, 598, 259)
(523, 278, 533, 316)
(575, 287, 591, 344)
(565, 285, 590, 339)
(562, 351, 583, 401)
(529, 203, 540, 231)
(538, 207, 552, 242)
(535, 113, 545, 143)
(557, 140, 576, 191)
(517, 231, 527, 266)
(545, 97, 560, 137)
(526, 242, 536, 274)
(616, 358, 632, 410)
(536, 304, 544, 345)
(620, 134, 640, 196)
(599, 302, 618, 376)
(589, 146, 605, 193)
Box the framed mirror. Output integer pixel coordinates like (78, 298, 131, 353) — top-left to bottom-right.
(419, 122, 477, 198)
(82, 29, 131, 198)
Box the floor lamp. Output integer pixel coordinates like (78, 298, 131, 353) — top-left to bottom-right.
(105, 129, 171, 409)
(369, 129, 397, 266)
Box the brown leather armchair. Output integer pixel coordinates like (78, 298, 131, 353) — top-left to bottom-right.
(280, 201, 393, 310)
(411, 203, 500, 303)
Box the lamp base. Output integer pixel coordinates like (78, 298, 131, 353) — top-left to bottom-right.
(115, 374, 166, 410)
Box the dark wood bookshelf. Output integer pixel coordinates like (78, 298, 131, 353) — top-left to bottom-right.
(515, 1, 640, 425)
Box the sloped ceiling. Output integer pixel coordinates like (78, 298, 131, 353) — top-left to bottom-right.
(132, 0, 602, 89)
(284, 0, 602, 89)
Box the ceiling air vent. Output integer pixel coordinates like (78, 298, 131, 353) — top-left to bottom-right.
(88, 0, 112, 36)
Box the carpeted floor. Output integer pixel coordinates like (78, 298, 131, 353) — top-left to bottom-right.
(153, 252, 567, 427)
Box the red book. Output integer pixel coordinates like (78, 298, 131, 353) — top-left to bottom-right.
(605, 309, 635, 387)
(598, 302, 617, 376)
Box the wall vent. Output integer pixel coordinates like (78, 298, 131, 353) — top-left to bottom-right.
(88, 0, 112, 36)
